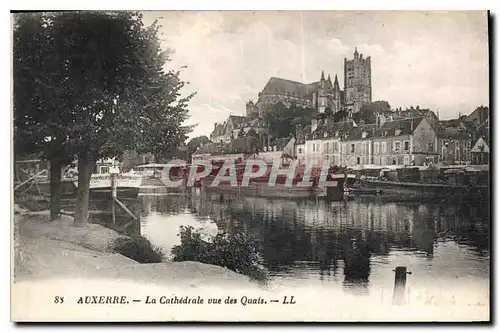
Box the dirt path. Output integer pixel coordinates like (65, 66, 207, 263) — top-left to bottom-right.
(13, 209, 258, 289)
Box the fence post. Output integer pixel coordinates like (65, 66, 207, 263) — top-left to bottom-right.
(111, 171, 117, 225)
(392, 266, 411, 305)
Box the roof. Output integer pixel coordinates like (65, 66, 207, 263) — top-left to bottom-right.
(345, 124, 378, 140)
(373, 117, 424, 138)
(260, 77, 320, 99)
(211, 122, 227, 138)
(228, 115, 247, 128)
(306, 120, 357, 140)
(309, 117, 425, 141)
(471, 136, 490, 153)
(269, 137, 292, 150)
(436, 126, 472, 140)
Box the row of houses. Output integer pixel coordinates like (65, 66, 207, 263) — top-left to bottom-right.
(195, 106, 489, 168)
(295, 106, 489, 167)
(295, 116, 438, 167)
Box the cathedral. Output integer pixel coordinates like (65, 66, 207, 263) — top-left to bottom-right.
(211, 48, 372, 144)
(246, 48, 372, 117)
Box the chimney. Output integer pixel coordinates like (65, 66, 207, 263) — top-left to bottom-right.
(295, 124, 302, 139)
(311, 118, 318, 133)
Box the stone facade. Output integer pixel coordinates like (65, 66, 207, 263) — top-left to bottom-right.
(344, 48, 372, 114)
(300, 117, 439, 168)
(250, 48, 371, 116)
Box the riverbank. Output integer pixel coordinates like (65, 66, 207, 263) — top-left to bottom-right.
(13, 208, 258, 288)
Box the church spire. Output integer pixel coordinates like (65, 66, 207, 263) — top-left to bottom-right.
(334, 74, 339, 88)
(320, 70, 325, 81)
(354, 47, 359, 58)
(327, 74, 332, 83)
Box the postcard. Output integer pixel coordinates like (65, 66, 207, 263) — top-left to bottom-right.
(11, 10, 490, 322)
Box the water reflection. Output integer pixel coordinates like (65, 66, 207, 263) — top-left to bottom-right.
(138, 190, 489, 297)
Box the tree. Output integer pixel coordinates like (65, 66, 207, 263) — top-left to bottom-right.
(262, 102, 317, 138)
(187, 135, 210, 155)
(353, 101, 391, 124)
(13, 13, 75, 221)
(333, 109, 348, 123)
(14, 12, 194, 225)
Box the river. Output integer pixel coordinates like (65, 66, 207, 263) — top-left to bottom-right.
(137, 189, 490, 306)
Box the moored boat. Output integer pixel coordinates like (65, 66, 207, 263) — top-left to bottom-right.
(344, 174, 382, 196)
(358, 165, 489, 202)
(197, 161, 346, 200)
(70, 160, 143, 198)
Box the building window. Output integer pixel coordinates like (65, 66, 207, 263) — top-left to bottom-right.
(374, 142, 380, 154)
(404, 155, 410, 165)
(428, 143, 434, 152)
(351, 144, 355, 153)
(404, 141, 410, 151)
(394, 141, 401, 152)
(357, 157, 360, 164)
(298, 148, 303, 154)
(325, 142, 330, 153)
(381, 142, 387, 153)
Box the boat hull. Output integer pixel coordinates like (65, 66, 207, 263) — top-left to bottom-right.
(199, 174, 345, 199)
(200, 180, 321, 199)
(73, 174, 143, 198)
(359, 179, 489, 202)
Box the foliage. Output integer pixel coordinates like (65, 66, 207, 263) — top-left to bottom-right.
(262, 102, 318, 138)
(171, 226, 269, 283)
(187, 135, 210, 155)
(13, 12, 195, 224)
(333, 109, 348, 123)
(114, 236, 165, 263)
(353, 101, 391, 124)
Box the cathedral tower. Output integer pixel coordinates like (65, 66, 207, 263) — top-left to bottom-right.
(344, 47, 372, 114)
(317, 70, 328, 113)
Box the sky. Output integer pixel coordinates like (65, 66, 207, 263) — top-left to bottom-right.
(141, 11, 489, 139)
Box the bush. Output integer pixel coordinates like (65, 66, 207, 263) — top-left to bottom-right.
(114, 236, 165, 263)
(171, 226, 269, 283)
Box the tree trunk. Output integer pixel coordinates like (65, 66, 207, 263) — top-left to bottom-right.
(49, 158, 62, 221)
(73, 156, 95, 226)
